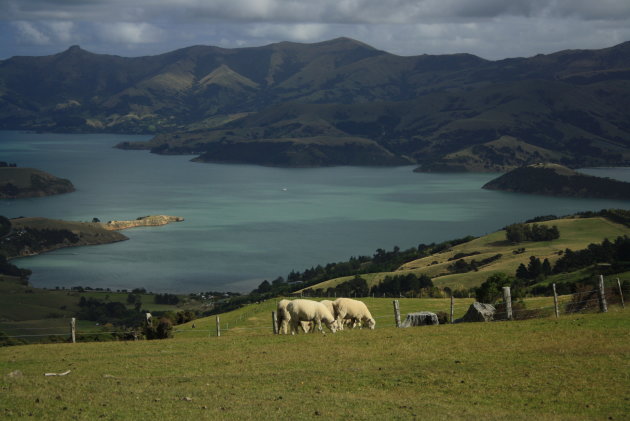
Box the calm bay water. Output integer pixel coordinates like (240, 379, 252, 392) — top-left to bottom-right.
(1, 131, 629, 292)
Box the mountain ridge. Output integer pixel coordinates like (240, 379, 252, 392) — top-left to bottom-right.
(2, 37, 630, 169)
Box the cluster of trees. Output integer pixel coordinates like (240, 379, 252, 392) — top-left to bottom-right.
(370, 273, 434, 297)
(284, 235, 476, 292)
(0, 255, 31, 280)
(448, 254, 502, 274)
(515, 256, 552, 283)
(0, 216, 10, 237)
(77, 297, 145, 326)
(303, 273, 437, 298)
(0, 162, 17, 167)
(154, 293, 180, 305)
(505, 223, 559, 243)
(553, 236, 630, 274)
(1, 227, 79, 257)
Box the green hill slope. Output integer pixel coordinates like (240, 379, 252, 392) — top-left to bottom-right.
(306, 216, 630, 292)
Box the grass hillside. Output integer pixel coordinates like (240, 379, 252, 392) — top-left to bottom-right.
(307, 216, 630, 292)
(1, 303, 627, 420)
(482, 163, 630, 199)
(0, 168, 74, 198)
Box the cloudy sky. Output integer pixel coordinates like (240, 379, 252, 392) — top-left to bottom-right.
(1, 0, 630, 60)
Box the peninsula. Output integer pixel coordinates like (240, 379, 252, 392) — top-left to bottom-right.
(1, 215, 184, 261)
(482, 163, 630, 199)
(103, 215, 185, 230)
(0, 167, 75, 199)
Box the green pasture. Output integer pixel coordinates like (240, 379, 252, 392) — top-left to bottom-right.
(1, 306, 627, 420)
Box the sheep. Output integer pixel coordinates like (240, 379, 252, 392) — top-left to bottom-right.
(333, 298, 376, 330)
(287, 299, 337, 334)
(277, 299, 313, 334)
(276, 299, 291, 334)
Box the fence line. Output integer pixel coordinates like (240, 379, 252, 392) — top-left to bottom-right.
(2, 276, 626, 342)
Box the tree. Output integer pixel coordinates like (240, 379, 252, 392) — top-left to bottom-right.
(475, 273, 513, 303)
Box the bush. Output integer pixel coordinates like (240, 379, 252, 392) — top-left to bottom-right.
(144, 317, 173, 340)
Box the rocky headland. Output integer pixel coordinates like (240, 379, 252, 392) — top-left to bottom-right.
(103, 215, 184, 230)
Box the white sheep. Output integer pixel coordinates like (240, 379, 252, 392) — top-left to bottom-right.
(287, 299, 337, 334)
(277, 299, 313, 334)
(333, 298, 376, 330)
(276, 299, 291, 334)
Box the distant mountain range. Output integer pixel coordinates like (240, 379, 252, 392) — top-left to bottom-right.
(2, 37, 630, 169)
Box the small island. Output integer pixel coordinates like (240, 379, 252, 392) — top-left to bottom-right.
(482, 163, 630, 199)
(0, 167, 75, 199)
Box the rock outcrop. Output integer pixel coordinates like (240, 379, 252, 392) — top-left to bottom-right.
(455, 302, 496, 323)
(401, 311, 440, 327)
(103, 215, 184, 230)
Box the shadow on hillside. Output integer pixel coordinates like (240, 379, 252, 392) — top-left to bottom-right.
(487, 240, 513, 247)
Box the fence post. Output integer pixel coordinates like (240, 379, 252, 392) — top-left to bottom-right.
(552, 283, 559, 318)
(502, 286, 513, 320)
(393, 300, 401, 328)
(597, 275, 608, 313)
(450, 295, 454, 324)
(216, 315, 221, 337)
(272, 311, 278, 334)
(70, 318, 76, 343)
(617, 278, 625, 309)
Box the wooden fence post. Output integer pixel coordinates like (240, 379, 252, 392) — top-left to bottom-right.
(597, 275, 608, 313)
(617, 278, 625, 309)
(272, 311, 278, 334)
(70, 318, 76, 343)
(502, 286, 513, 320)
(552, 283, 559, 318)
(393, 300, 401, 328)
(216, 315, 221, 337)
(450, 295, 454, 324)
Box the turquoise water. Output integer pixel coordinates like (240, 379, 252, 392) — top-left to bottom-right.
(1, 131, 629, 292)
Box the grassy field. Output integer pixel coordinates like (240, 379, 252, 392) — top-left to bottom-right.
(310, 217, 630, 292)
(1, 303, 627, 420)
(0, 278, 209, 341)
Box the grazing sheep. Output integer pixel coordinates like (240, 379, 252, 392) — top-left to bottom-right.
(333, 298, 376, 330)
(287, 299, 337, 334)
(276, 299, 291, 334)
(277, 299, 312, 334)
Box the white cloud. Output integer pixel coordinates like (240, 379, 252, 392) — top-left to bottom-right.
(47, 21, 74, 42)
(96, 22, 163, 44)
(247, 23, 329, 42)
(1, 0, 630, 59)
(12, 20, 50, 44)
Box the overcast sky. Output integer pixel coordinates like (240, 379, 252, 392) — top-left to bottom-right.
(1, 0, 630, 61)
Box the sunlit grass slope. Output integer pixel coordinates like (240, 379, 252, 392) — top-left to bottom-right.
(310, 217, 630, 292)
(1, 307, 628, 420)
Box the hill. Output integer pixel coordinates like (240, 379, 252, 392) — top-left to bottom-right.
(302, 215, 630, 292)
(2, 38, 630, 169)
(482, 163, 630, 199)
(0, 167, 74, 198)
(0, 304, 627, 419)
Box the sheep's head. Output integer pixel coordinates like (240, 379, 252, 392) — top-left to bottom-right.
(325, 320, 337, 333)
(367, 318, 376, 330)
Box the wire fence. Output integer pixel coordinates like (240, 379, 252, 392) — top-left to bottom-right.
(1, 277, 627, 343)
